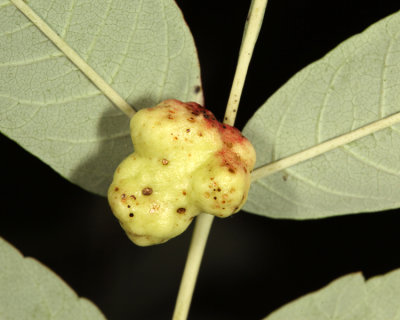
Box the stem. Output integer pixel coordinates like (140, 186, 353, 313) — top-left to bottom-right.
(11, 0, 135, 118)
(251, 111, 400, 181)
(173, 1, 269, 319)
(224, 0, 269, 126)
(172, 213, 214, 320)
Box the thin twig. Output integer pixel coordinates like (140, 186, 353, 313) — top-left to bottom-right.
(11, 0, 136, 118)
(172, 214, 214, 320)
(172, 1, 269, 319)
(251, 111, 400, 181)
(224, 0, 269, 126)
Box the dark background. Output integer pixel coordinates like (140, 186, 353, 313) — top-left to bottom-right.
(1, 0, 400, 319)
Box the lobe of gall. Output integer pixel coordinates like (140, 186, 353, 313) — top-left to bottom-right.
(108, 99, 256, 246)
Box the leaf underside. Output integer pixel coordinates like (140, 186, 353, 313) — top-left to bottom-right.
(264, 268, 400, 320)
(0, 237, 106, 320)
(243, 11, 400, 219)
(0, 0, 202, 196)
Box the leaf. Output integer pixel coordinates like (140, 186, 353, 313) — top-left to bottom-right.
(0, 237, 106, 320)
(263, 268, 400, 320)
(243, 11, 400, 219)
(0, 0, 202, 196)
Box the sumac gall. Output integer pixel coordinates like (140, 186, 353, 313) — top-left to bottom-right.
(108, 99, 255, 246)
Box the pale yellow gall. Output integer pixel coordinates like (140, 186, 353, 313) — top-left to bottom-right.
(108, 99, 256, 246)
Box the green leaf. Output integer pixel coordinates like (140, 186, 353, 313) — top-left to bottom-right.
(0, 0, 202, 196)
(243, 11, 400, 219)
(264, 269, 400, 319)
(0, 237, 106, 320)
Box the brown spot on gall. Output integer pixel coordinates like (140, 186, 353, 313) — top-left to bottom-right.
(142, 187, 153, 195)
(194, 85, 201, 93)
(182, 190, 187, 196)
(213, 196, 217, 200)
(121, 193, 126, 200)
(130, 195, 136, 200)
(162, 159, 169, 165)
(168, 114, 174, 119)
(177, 208, 186, 214)
(127, 205, 131, 208)
(188, 117, 195, 122)
(129, 213, 134, 217)
(229, 168, 235, 174)
(114, 187, 119, 191)
(186, 128, 190, 133)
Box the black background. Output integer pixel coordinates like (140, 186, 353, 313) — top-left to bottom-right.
(1, 0, 400, 319)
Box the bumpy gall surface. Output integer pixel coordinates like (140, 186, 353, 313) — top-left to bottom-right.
(108, 99, 256, 246)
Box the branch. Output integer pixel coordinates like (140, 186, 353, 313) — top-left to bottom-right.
(224, 0, 269, 126)
(173, 1, 269, 319)
(172, 214, 214, 320)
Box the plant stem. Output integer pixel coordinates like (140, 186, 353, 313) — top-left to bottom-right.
(173, 1, 269, 319)
(172, 213, 214, 320)
(224, 0, 269, 126)
(10, 0, 135, 118)
(251, 111, 400, 181)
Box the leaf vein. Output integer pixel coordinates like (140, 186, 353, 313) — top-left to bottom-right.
(377, 34, 395, 119)
(342, 142, 400, 176)
(84, 0, 114, 61)
(40, 132, 130, 144)
(60, 0, 77, 38)
(0, 1, 11, 9)
(272, 70, 311, 161)
(109, 0, 143, 84)
(0, 52, 63, 68)
(316, 61, 348, 143)
(157, 0, 170, 101)
(0, 21, 31, 37)
(254, 178, 318, 210)
(0, 92, 101, 106)
(286, 165, 394, 201)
